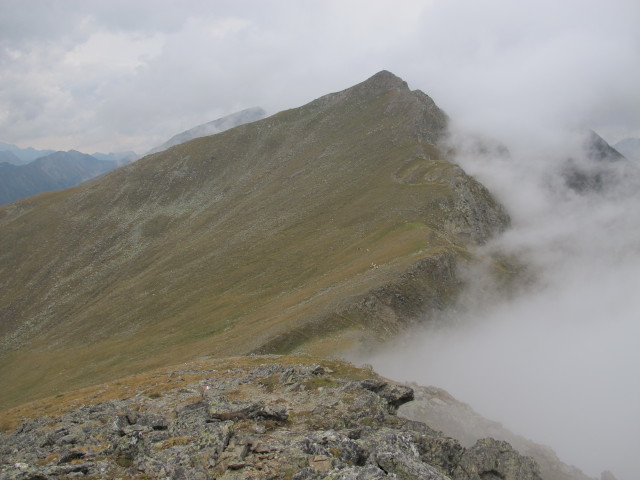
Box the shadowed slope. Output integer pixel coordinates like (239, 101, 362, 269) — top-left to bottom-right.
(0, 71, 508, 408)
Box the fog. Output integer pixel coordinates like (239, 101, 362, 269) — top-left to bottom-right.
(363, 126, 640, 480)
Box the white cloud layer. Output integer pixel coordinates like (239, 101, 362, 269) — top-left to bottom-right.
(0, 0, 638, 153)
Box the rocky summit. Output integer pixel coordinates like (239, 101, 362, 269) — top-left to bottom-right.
(0, 356, 543, 480)
(0, 71, 509, 409)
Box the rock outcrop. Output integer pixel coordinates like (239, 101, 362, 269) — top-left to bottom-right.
(0, 356, 542, 480)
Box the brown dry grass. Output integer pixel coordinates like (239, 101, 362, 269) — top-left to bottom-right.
(0, 354, 374, 431)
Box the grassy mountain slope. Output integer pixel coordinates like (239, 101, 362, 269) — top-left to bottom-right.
(0, 71, 508, 408)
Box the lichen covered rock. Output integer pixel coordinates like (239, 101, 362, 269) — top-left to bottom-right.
(0, 356, 542, 480)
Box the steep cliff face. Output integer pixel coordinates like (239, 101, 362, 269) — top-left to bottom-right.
(0, 356, 541, 480)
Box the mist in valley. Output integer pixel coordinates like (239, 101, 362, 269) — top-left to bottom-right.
(364, 125, 640, 480)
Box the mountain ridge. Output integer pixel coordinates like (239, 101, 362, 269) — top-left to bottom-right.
(0, 71, 508, 409)
(0, 141, 55, 164)
(0, 150, 117, 205)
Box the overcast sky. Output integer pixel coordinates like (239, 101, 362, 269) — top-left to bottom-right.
(1, 0, 639, 154)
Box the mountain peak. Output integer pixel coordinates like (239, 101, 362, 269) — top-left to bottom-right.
(352, 70, 409, 94)
(367, 69, 408, 88)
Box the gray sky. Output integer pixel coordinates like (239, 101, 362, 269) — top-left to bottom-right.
(1, 0, 639, 153)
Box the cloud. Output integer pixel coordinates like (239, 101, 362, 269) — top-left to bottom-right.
(1, 0, 636, 153)
(364, 125, 640, 480)
(407, 0, 640, 145)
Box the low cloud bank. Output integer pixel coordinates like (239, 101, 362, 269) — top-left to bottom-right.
(364, 127, 640, 480)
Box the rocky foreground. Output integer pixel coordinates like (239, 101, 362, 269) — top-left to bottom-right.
(0, 355, 546, 480)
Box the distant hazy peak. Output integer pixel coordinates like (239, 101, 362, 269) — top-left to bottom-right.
(584, 129, 625, 162)
(561, 129, 633, 194)
(146, 107, 267, 156)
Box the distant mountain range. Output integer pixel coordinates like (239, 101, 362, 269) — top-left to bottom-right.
(0, 140, 141, 204)
(0, 108, 266, 204)
(0, 141, 55, 164)
(145, 106, 266, 155)
(0, 140, 138, 167)
(0, 150, 119, 204)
